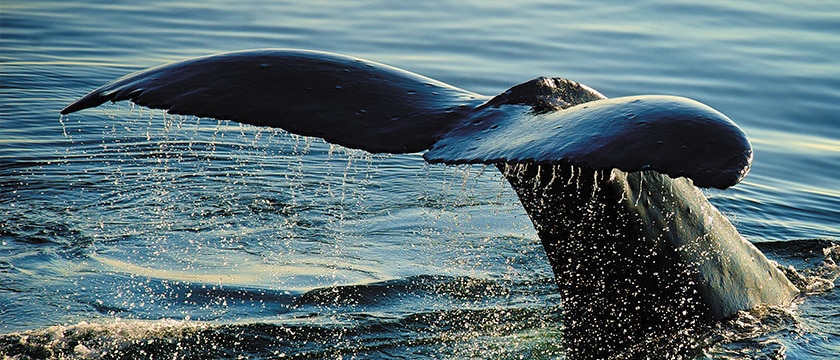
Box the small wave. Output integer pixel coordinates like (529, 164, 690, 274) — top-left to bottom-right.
(294, 274, 553, 307)
(758, 239, 840, 294)
(1, 305, 563, 360)
(1, 319, 209, 360)
(703, 305, 801, 359)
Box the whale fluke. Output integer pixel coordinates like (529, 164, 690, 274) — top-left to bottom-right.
(62, 49, 750, 189)
(62, 49, 798, 358)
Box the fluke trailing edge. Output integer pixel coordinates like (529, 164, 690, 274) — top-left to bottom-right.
(62, 49, 798, 358)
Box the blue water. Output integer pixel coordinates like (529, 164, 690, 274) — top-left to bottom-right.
(1, 0, 838, 358)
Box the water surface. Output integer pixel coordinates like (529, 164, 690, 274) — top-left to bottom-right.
(2, 0, 838, 358)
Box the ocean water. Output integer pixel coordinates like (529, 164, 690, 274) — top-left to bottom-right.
(1, 0, 838, 358)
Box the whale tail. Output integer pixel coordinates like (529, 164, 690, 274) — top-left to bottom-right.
(62, 49, 751, 188)
(62, 49, 797, 358)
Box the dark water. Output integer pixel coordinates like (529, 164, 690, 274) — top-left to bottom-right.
(1, 0, 838, 358)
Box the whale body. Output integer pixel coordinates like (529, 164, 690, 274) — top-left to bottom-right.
(61, 49, 798, 358)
